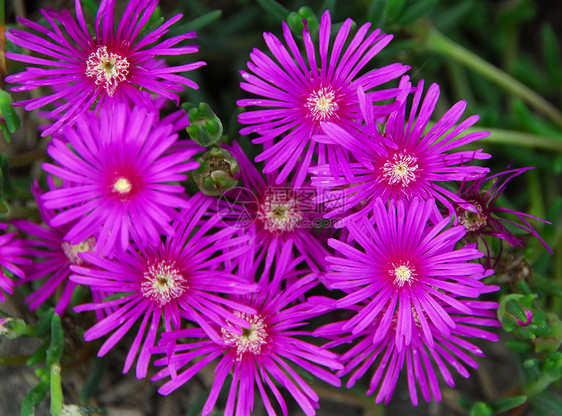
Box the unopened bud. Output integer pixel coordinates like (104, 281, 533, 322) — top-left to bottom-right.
(185, 102, 223, 147)
(498, 294, 535, 332)
(288, 7, 319, 36)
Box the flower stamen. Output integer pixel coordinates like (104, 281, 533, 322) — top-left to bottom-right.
(141, 260, 187, 306)
(257, 191, 303, 233)
(222, 312, 268, 361)
(86, 46, 130, 96)
(305, 87, 339, 122)
(382, 153, 419, 187)
(113, 177, 132, 194)
(457, 201, 488, 233)
(391, 262, 416, 287)
(62, 237, 96, 265)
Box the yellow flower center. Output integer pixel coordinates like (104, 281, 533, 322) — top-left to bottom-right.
(113, 177, 132, 194)
(382, 153, 419, 187)
(391, 262, 416, 287)
(305, 87, 339, 122)
(62, 237, 97, 265)
(221, 312, 269, 361)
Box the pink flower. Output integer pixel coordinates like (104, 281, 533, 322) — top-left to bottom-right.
(237, 10, 408, 186)
(6, 0, 205, 136)
(11, 179, 97, 315)
(326, 198, 492, 351)
(41, 104, 198, 257)
(70, 193, 258, 378)
(219, 141, 330, 273)
(317, 300, 501, 405)
(455, 166, 552, 265)
(153, 242, 342, 416)
(312, 77, 491, 226)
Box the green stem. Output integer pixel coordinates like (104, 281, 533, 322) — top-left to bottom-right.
(417, 24, 562, 129)
(50, 363, 63, 416)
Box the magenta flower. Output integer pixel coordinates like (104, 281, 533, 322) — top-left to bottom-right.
(455, 166, 552, 263)
(153, 242, 342, 416)
(317, 300, 500, 405)
(11, 179, 97, 315)
(41, 104, 198, 257)
(70, 193, 258, 378)
(311, 77, 491, 226)
(0, 223, 29, 302)
(326, 198, 492, 351)
(237, 10, 409, 186)
(219, 141, 330, 273)
(6, 0, 205, 136)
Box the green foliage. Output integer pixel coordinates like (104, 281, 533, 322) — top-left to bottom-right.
(0, 89, 21, 142)
(256, 0, 289, 22)
(181, 10, 222, 32)
(287, 7, 319, 36)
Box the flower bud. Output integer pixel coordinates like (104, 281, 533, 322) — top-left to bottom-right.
(185, 102, 223, 147)
(498, 294, 536, 332)
(288, 7, 320, 36)
(0, 316, 31, 339)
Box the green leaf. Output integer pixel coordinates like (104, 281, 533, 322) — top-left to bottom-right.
(35, 308, 55, 338)
(183, 10, 222, 32)
(533, 392, 562, 416)
(0, 123, 10, 142)
(384, 0, 407, 21)
(287, 7, 319, 36)
(21, 381, 49, 416)
(397, 0, 438, 25)
(368, 0, 388, 28)
(79, 0, 99, 20)
(26, 342, 48, 367)
(468, 401, 493, 416)
(541, 24, 561, 80)
(256, 0, 290, 22)
(506, 339, 533, 353)
(46, 314, 64, 367)
(489, 395, 527, 413)
(0, 90, 21, 135)
(542, 351, 562, 379)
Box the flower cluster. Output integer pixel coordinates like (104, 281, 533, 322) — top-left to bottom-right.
(2, 2, 552, 415)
